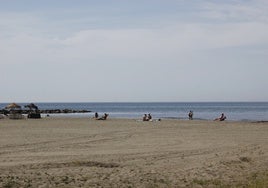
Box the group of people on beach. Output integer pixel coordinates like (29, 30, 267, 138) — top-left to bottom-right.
(93, 112, 109, 120)
(92, 111, 226, 121)
(188, 111, 226, 121)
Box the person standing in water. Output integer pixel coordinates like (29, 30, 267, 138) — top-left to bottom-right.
(188, 111, 193, 120)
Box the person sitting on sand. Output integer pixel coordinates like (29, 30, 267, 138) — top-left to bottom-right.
(148, 113, 152, 121)
(142, 114, 153, 121)
(94, 112, 99, 119)
(143, 114, 148, 121)
(97, 113, 109, 120)
(214, 113, 226, 121)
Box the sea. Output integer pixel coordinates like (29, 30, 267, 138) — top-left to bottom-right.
(1, 102, 268, 121)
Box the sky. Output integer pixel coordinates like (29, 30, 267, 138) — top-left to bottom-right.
(1, 0, 268, 102)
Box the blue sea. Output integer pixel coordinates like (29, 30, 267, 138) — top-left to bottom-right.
(1, 102, 268, 121)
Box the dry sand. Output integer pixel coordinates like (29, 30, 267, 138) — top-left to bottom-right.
(0, 117, 267, 187)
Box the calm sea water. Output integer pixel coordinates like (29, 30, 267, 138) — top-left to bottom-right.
(1, 102, 268, 121)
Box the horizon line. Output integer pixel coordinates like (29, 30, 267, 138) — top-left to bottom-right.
(1, 101, 268, 104)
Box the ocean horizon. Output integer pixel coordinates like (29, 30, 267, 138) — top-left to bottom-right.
(1, 102, 268, 121)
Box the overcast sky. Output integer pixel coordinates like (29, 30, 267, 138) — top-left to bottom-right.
(1, 0, 268, 102)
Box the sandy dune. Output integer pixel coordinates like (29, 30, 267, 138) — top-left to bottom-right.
(0, 117, 267, 187)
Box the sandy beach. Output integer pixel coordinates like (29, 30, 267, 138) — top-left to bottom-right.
(0, 117, 267, 187)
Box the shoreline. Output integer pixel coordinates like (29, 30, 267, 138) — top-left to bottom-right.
(1, 102, 268, 122)
(1, 114, 268, 123)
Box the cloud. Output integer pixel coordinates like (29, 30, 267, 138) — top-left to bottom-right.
(1, 0, 268, 66)
(200, 0, 268, 22)
(2, 21, 268, 66)
(54, 22, 264, 52)
(1, 1, 268, 102)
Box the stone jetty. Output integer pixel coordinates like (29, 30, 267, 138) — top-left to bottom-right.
(0, 109, 91, 115)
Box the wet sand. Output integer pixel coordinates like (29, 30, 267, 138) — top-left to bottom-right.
(0, 117, 267, 187)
